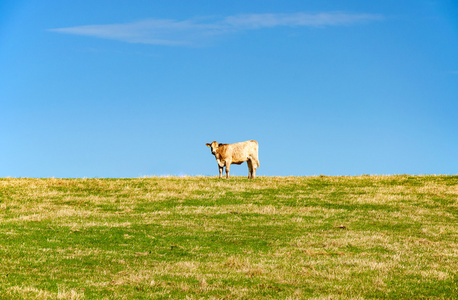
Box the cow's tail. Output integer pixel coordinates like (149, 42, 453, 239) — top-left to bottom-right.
(251, 140, 260, 168)
(254, 156, 260, 168)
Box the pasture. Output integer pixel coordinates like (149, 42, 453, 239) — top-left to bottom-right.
(0, 176, 457, 299)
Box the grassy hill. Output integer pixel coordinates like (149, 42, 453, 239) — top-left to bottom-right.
(0, 176, 457, 299)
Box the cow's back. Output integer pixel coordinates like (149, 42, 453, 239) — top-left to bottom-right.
(226, 140, 258, 164)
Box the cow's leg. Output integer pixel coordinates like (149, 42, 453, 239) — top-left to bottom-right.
(247, 160, 253, 179)
(219, 166, 223, 179)
(249, 158, 257, 179)
(225, 162, 231, 179)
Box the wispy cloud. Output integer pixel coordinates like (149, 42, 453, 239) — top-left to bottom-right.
(223, 12, 383, 29)
(50, 12, 384, 46)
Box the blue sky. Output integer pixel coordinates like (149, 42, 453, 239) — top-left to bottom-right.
(1, 0, 457, 177)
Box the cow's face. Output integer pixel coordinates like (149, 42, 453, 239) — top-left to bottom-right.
(206, 141, 220, 155)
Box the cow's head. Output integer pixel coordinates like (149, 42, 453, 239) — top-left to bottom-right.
(206, 141, 222, 155)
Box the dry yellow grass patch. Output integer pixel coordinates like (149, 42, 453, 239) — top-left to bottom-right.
(7, 285, 84, 300)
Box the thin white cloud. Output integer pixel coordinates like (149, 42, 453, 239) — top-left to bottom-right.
(223, 12, 383, 29)
(50, 12, 384, 46)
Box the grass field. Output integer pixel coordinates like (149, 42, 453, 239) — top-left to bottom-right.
(0, 176, 457, 299)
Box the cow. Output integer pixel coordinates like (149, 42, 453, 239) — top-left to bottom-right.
(206, 140, 260, 179)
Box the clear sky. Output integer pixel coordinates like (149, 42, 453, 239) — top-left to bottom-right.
(1, 0, 457, 178)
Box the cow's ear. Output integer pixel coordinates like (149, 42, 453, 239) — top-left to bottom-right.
(218, 143, 223, 147)
(206, 143, 211, 147)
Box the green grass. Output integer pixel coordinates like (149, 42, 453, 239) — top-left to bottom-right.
(0, 176, 457, 299)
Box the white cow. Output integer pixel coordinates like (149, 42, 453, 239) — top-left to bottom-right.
(206, 140, 260, 179)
